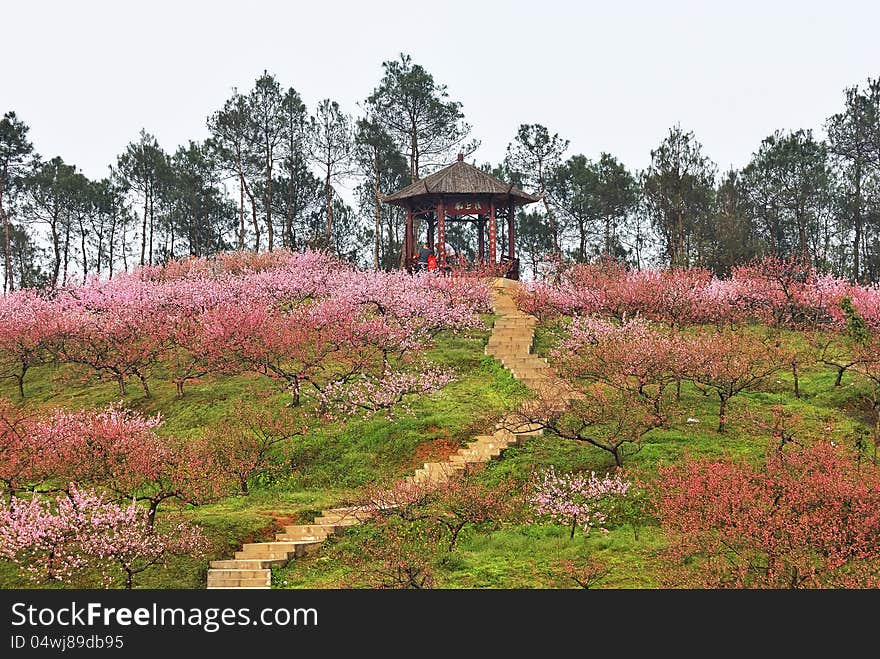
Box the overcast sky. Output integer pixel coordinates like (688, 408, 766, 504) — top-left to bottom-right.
(4, 0, 879, 189)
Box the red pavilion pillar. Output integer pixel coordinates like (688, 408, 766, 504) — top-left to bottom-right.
(437, 198, 447, 266)
(508, 201, 515, 259)
(477, 217, 486, 263)
(488, 201, 497, 265)
(405, 206, 414, 272)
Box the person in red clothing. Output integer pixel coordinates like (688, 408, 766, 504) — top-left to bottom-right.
(426, 253, 438, 271)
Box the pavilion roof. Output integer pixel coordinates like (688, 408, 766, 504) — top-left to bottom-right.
(381, 156, 541, 206)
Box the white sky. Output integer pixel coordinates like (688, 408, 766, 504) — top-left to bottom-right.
(3, 0, 879, 189)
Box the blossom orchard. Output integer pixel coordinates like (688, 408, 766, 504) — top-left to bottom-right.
(0, 251, 490, 586)
(0, 249, 490, 405)
(516, 255, 880, 330)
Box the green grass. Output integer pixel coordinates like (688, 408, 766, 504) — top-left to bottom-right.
(0, 319, 530, 589)
(271, 323, 876, 590)
(3, 314, 874, 589)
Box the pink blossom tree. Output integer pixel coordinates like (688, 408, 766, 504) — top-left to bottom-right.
(33, 404, 230, 526)
(0, 484, 207, 588)
(513, 385, 662, 467)
(530, 466, 630, 538)
(553, 317, 687, 419)
(650, 442, 880, 588)
(0, 290, 56, 400)
(319, 368, 455, 420)
(686, 329, 784, 432)
(204, 401, 308, 495)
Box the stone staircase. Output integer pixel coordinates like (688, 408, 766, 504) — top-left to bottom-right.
(485, 277, 576, 400)
(206, 277, 548, 589)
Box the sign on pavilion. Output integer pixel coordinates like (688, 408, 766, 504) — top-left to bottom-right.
(381, 154, 540, 279)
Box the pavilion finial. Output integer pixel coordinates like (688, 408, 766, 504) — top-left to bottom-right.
(457, 153, 463, 161)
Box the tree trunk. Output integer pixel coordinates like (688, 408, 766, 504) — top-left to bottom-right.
(137, 372, 151, 398)
(853, 162, 862, 281)
(51, 209, 61, 288)
(604, 215, 612, 256)
(289, 377, 301, 407)
(238, 172, 246, 250)
(148, 186, 154, 265)
(791, 361, 800, 398)
(175, 379, 185, 398)
(718, 393, 728, 433)
(147, 500, 159, 530)
(62, 219, 71, 286)
(448, 523, 465, 551)
(325, 163, 333, 244)
(578, 219, 586, 262)
(373, 165, 382, 271)
(285, 165, 296, 249)
(676, 207, 684, 269)
(16, 361, 27, 400)
(541, 194, 559, 254)
(121, 221, 128, 273)
(1, 191, 12, 293)
(79, 218, 88, 283)
(117, 374, 126, 396)
(265, 151, 274, 252)
(835, 366, 844, 387)
(249, 192, 260, 252)
(140, 197, 147, 266)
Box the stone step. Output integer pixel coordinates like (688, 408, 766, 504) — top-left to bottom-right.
(242, 541, 304, 552)
(280, 524, 335, 539)
(468, 437, 508, 448)
(486, 349, 531, 359)
(510, 369, 553, 382)
(493, 321, 535, 329)
(207, 577, 271, 588)
(472, 433, 513, 442)
(490, 341, 535, 350)
(516, 368, 551, 376)
(421, 460, 461, 472)
(507, 365, 552, 376)
(491, 331, 534, 338)
(499, 353, 546, 362)
(457, 448, 502, 460)
(509, 369, 551, 377)
(520, 378, 555, 389)
(487, 346, 533, 355)
(208, 568, 269, 579)
(210, 559, 284, 569)
(412, 471, 452, 484)
(499, 420, 544, 435)
(313, 515, 362, 527)
(234, 550, 295, 561)
(323, 506, 364, 516)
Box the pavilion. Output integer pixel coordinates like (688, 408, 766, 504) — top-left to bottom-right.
(381, 154, 540, 280)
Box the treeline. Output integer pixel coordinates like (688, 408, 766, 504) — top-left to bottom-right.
(1, 54, 878, 289)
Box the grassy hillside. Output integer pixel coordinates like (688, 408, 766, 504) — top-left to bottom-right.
(2, 314, 874, 589)
(0, 317, 530, 589)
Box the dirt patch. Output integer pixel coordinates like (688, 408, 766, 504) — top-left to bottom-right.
(409, 437, 462, 468)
